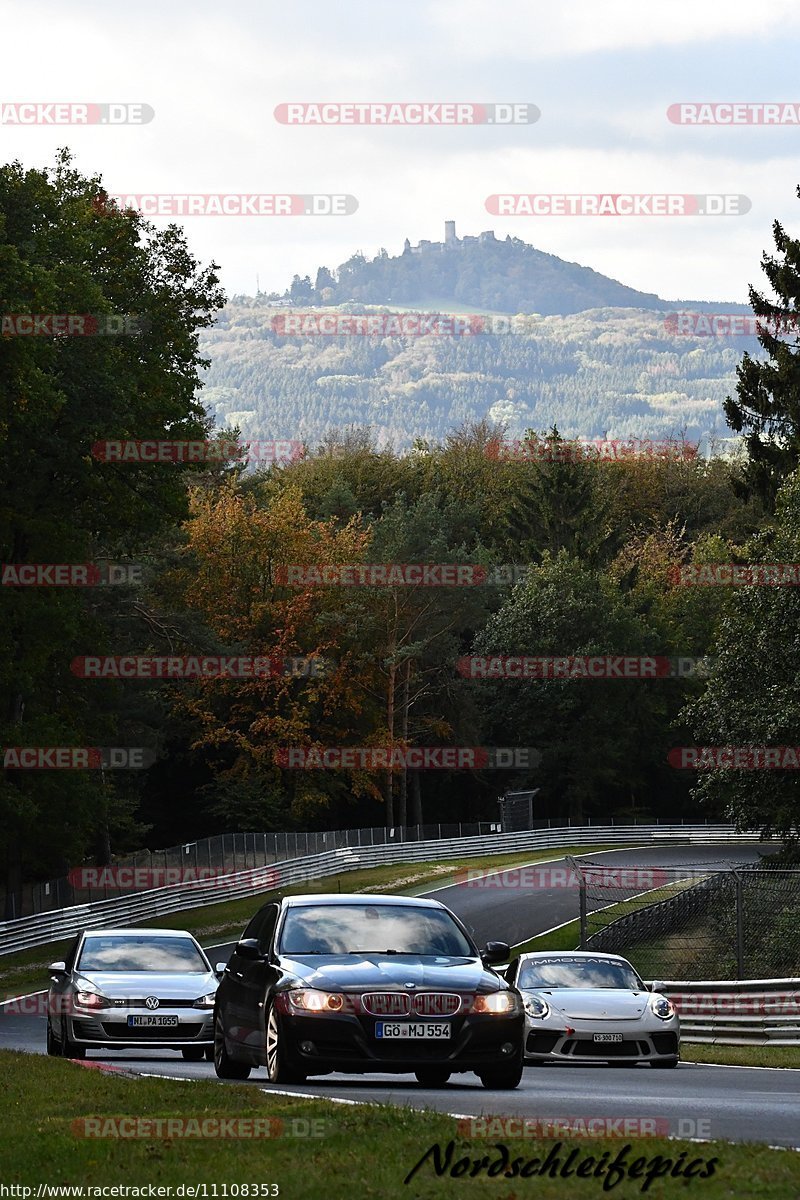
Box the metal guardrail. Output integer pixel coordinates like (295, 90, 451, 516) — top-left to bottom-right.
(0, 824, 761, 959)
(658, 978, 800, 1046)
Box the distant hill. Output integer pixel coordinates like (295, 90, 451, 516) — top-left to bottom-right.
(197, 226, 759, 452)
(270, 223, 751, 317)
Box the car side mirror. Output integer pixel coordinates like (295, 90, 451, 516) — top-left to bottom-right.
(48, 961, 67, 975)
(234, 938, 263, 961)
(481, 941, 510, 966)
(215, 962, 227, 975)
(648, 980, 665, 993)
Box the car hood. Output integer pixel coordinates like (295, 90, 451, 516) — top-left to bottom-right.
(526, 988, 650, 1021)
(73, 971, 218, 998)
(281, 954, 503, 993)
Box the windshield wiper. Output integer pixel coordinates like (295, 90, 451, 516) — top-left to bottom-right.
(347, 949, 402, 954)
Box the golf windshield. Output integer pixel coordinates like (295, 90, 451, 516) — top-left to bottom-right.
(78, 936, 209, 973)
(518, 957, 643, 990)
(279, 904, 474, 957)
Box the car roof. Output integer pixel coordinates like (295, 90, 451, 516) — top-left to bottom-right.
(282, 893, 446, 909)
(80, 928, 197, 938)
(517, 950, 630, 963)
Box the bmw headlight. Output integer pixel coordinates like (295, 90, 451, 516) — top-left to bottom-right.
(287, 989, 345, 1013)
(650, 995, 675, 1020)
(472, 991, 519, 1015)
(192, 993, 217, 1009)
(74, 990, 111, 1010)
(522, 993, 550, 1019)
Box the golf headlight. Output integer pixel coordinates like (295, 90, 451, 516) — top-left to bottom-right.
(650, 995, 675, 1020)
(287, 989, 344, 1013)
(193, 993, 217, 1009)
(522, 994, 550, 1019)
(74, 990, 111, 1010)
(472, 991, 519, 1015)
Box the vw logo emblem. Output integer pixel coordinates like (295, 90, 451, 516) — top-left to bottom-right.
(145, 996, 160, 1010)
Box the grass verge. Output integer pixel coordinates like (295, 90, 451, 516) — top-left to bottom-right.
(0, 844, 624, 1000)
(681, 1043, 800, 1070)
(0, 1050, 797, 1197)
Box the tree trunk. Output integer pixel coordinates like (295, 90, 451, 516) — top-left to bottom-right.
(384, 660, 396, 827)
(411, 768, 423, 827)
(397, 659, 411, 827)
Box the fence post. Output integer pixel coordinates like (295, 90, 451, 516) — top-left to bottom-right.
(567, 856, 587, 948)
(733, 868, 745, 978)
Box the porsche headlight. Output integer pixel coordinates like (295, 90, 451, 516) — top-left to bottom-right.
(472, 991, 519, 1015)
(192, 993, 217, 1009)
(287, 989, 344, 1013)
(650, 995, 675, 1020)
(74, 990, 111, 1010)
(522, 993, 550, 1019)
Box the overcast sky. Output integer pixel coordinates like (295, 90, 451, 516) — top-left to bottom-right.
(3, 0, 800, 304)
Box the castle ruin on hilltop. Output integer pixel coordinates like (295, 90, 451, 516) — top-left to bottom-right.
(403, 221, 496, 255)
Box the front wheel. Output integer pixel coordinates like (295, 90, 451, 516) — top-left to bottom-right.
(265, 1002, 306, 1084)
(46, 1018, 60, 1056)
(478, 1058, 523, 1090)
(60, 1017, 86, 1060)
(213, 1013, 251, 1080)
(181, 1046, 205, 1062)
(414, 1067, 451, 1087)
(650, 1057, 679, 1069)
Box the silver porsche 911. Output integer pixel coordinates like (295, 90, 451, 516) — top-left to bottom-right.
(505, 951, 679, 1068)
(46, 928, 225, 1060)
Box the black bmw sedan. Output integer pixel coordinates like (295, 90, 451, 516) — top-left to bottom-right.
(214, 893, 524, 1089)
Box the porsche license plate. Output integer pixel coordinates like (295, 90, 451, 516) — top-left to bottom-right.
(376, 1022, 451, 1039)
(593, 1033, 623, 1043)
(127, 1015, 179, 1028)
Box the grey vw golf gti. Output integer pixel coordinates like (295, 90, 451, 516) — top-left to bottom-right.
(214, 893, 524, 1088)
(46, 928, 223, 1059)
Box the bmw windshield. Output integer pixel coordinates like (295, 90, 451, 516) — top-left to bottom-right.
(278, 904, 474, 957)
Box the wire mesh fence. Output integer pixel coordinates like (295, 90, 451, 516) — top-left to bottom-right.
(577, 859, 800, 980)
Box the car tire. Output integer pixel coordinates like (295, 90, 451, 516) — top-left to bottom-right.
(181, 1046, 205, 1062)
(213, 1013, 251, 1080)
(650, 1057, 679, 1069)
(46, 1018, 60, 1056)
(60, 1016, 86, 1059)
(478, 1057, 524, 1090)
(414, 1067, 451, 1087)
(265, 1002, 306, 1085)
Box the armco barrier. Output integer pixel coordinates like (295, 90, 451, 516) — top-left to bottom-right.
(658, 978, 800, 1045)
(0, 824, 761, 959)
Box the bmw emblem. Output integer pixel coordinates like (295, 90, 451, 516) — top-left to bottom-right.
(145, 996, 160, 1010)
